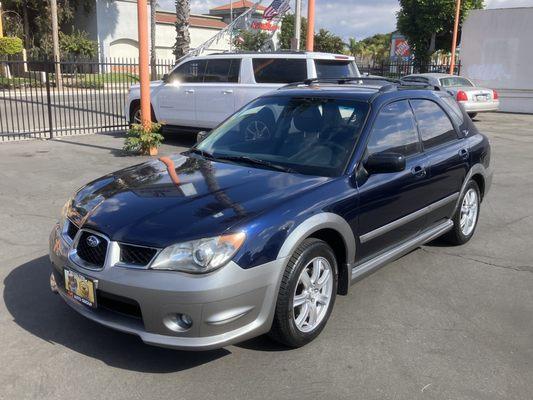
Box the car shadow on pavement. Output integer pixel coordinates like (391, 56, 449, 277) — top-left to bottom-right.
(3, 255, 230, 372)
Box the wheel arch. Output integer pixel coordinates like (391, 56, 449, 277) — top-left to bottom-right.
(277, 213, 355, 295)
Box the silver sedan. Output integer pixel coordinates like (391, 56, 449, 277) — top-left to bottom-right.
(402, 73, 499, 118)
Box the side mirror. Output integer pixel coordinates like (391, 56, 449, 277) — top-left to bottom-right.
(196, 130, 211, 143)
(364, 152, 406, 174)
(162, 73, 169, 83)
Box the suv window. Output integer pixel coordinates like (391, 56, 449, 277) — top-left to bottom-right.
(315, 60, 358, 79)
(252, 58, 307, 83)
(204, 59, 241, 83)
(171, 60, 207, 83)
(367, 100, 420, 157)
(411, 99, 458, 149)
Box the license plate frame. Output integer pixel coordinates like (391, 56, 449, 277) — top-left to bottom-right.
(64, 268, 97, 308)
(476, 94, 488, 102)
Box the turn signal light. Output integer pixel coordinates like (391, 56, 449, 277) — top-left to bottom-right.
(456, 90, 468, 102)
(493, 89, 499, 100)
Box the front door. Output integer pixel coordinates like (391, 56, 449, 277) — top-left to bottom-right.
(355, 100, 431, 262)
(156, 59, 206, 127)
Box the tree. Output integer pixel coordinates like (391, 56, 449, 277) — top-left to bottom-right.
(233, 30, 270, 51)
(59, 30, 97, 58)
(314, 29, 344, 54)
(279, 13, 307, 50)
(174, 0, 190, 60)
(397, 0, 483, 68)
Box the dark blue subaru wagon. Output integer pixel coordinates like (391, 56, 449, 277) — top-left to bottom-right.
(49, 78, 492, 350)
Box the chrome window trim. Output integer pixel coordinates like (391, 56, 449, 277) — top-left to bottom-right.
(359, 192, 459, 244)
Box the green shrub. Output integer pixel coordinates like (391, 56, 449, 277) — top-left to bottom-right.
(123, 122, 164, 155)
(60, 31, 98, 59)
(0, 37, 24, 55)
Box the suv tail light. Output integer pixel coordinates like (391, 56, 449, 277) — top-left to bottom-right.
(493, 89, 499, 100)
(456, 90, 468, 102)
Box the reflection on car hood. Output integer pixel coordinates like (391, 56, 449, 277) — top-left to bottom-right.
(68, 154, 329, 248)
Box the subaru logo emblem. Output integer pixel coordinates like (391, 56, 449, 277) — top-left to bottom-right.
(86, 235, 100, 248)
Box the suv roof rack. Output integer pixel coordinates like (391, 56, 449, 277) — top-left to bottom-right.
(281, 76, 441, 92)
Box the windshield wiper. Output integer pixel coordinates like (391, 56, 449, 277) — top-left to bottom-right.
(215, 155, 296, 173)
(187, 148, 216, 160)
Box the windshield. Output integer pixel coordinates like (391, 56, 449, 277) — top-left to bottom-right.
(439, 77, 474, 87)
(315, 60, 358, 79)
(196, 96, 369, 177)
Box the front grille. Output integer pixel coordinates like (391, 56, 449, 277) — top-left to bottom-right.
(76, 231, 108, 267)
(66, 220, 79, 240)
(97, 291, 143, 320)
(119, 243, 158, 266)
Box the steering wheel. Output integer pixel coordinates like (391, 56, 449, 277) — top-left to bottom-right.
(245, 120, 271, 141)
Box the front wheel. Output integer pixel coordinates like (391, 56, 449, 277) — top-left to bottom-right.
(269, 238, 338, 348)
(443, 180, 481, 245)
(468, 112, 478, 119)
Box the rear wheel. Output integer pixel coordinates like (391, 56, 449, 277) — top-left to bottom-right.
(269, 238, 338, 348)
(442, 180, 481, 245)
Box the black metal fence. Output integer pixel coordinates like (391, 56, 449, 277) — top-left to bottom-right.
(358, 60, 461, 79)
(0, 58, 174, 142)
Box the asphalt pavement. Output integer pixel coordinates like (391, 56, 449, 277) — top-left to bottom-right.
(0, 113, 531, 400)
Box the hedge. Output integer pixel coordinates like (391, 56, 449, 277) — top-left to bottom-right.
(0, 37, 24, 56)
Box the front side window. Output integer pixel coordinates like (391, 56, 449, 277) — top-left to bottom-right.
(367, 100, 420, 157)
(196, 96, 369, 177)
(171, 60, 207, 83)
(315, 60, 358, 79)
(204, 59, 241, 83)
(439, 77, 474, 87)
(411, 99, 458, 149)
(252, 58, 307, 84)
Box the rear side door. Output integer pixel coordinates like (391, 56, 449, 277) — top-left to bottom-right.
(234, 57, 308, 110)
(155, 59, 206, 126)
(355, 100, 430, 262)
(410, 98, 469, 224)
(195, 58, 241, 129)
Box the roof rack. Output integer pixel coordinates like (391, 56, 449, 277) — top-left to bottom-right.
(281, 76, 441, 92)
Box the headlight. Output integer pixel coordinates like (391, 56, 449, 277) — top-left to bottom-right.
(150, 232, 246, 273)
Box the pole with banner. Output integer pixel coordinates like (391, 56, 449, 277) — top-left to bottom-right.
(137, 0, 151, 129)
(306, 0, 315, 51)
(449, 0, 461, 75)
(292, 0, 301, 50)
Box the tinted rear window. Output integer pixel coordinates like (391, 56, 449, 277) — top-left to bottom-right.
(252, 58, 307, 83)
(315, 60, 358, 79)
(204, 59, 241, 83)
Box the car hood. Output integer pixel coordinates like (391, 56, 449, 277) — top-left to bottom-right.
(68, 154, 329, 248)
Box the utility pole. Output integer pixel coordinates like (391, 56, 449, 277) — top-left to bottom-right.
(449, 0, 461, 75)
(291, 0, 301, 50)
(50, 0, 62, 89)
(306, 0, 315, 51)
(137, 0, 151, 129)
(0, 2, 4, 37)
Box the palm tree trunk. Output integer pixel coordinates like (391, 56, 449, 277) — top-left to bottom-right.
(151, 0, 157, 79)
(173, 0, 190, 60)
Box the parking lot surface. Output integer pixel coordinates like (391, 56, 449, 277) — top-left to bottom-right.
(0, 113, 532, 400)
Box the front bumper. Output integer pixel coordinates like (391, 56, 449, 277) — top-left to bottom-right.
(49, 224, 285, 350)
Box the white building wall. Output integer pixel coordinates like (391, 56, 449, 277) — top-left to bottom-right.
(94, 0, 229, 62)
(461, 7, 533, 113)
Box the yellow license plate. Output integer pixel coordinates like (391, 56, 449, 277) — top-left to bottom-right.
(64, 269, 96, 308)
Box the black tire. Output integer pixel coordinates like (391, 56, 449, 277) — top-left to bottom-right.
(268, 238, 338, 348)
(129, 103, 156, 127)
(442, 180, 481, 245)
(468, 112, 478, 119)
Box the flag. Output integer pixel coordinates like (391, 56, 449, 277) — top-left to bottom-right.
(263, 0, 291, 21)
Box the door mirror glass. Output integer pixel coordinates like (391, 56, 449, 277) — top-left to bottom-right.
(364, 152, 406, 174)
(162, 73, 169, 83)
(196, 130, 211, 143)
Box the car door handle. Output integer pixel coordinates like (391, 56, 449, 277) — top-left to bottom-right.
(185, 89, 195, 94)
(222, 90, 234, 94)
(411, 165, 426, 178)
(458, 148, 469, 160)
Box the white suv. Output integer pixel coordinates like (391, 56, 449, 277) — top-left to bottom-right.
(125, 52, 360, 131)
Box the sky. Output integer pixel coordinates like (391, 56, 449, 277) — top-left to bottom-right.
(158, 0, 533, 41)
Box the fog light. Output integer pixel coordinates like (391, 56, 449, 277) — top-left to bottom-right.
(50, 272, 58, 293)
(163, 313, 193, 332)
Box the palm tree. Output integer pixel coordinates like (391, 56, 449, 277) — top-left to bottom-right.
(174, 0, 190, 60)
